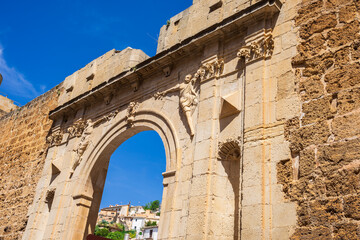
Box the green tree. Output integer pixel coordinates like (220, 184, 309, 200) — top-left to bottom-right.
(106, 231, 124, 240)
(146, 221, 158, 226)
(94, 227, 109, 237)
(143, 200, 160, 211)
(100, 220, 109, 226)
(128, 230, 136, 238)
(116, 223, 125, 231)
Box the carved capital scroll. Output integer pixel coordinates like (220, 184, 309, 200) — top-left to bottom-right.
(46, 130, 63, 146)
(67, 119, 86, 138)
(197, 58, 224, 81)
(237, 31, 274, 63)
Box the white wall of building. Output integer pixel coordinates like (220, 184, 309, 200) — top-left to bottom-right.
(143, 227, 158, 240)
(131, 217, 145, 233)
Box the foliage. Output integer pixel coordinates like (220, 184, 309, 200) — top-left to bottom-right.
(106, 231, 124, 240)
(143, 200, 160, 211)
(100, 220, 109, 226)
(128, 230, 136, 238)
(156, 212, 160, 216)
(94, 227, 109, 237)
(94, 223, 137, 240)
(145, 221, 158, 227)
(116, 223, 125, 231)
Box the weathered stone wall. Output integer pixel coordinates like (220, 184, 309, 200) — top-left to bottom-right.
(157, 0, 265, 53)
(0, 87, 61, 240)
(278, 0, 360, 239)
(0, 95, 19, 117)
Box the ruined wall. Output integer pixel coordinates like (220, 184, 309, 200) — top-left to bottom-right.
(0, 87, 61, 240)
(278, 0, 360, 239)
(0, 95, 19, 117)
(0, 47, 146, 240)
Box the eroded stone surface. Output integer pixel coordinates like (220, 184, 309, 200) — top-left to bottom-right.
(279, 0, 360, 239)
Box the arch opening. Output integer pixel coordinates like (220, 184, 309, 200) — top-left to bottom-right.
(92, 130, 165, 238)
(68, 110, 179, 240)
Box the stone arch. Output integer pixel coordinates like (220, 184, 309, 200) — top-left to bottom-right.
(67, 109, 180, 239)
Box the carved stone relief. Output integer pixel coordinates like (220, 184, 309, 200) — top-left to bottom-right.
(198, 58, 224, 81)
(154, 58, 224, 137)
(237, 31, 274, 63)
(218, 137, 241, 161)
(104, 94, 113, 105)
(46, 130, 63, 146)
(70, 109, 119, 174)
(126, 102, 139, 127)
(155, 74, 199, 137)
(67, 119, 86, 138)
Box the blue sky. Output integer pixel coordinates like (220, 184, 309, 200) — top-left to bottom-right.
(0, 0, 192, 105)
(0, 1, 192, 209)
(101, 131, 166, 209)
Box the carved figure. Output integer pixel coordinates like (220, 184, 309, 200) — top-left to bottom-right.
(155, 74, 199, 136)
(126, 102, 139, 127)
(71, 117, 105, 173)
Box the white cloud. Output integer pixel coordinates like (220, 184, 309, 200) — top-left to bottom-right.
(0, 46, 40, 100)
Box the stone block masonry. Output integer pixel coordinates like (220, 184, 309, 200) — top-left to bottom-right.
(2, 0, 360, 239)
(278, 0, 360, 239)
(0, 86, 61, 240)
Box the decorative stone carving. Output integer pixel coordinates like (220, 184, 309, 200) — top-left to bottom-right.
(218, 137, 241, 161)
(198, 58, 224, 81)
(126, 102, 139, 127)
(67, 119, 86, 138)
(106, 109, 119, 121)
(155, 74, 200, 137)
(237, 32, 274, 63)
(104, 94, 113, 105)
(131, 75, 143, 92)
(45, 188, 56, 203)
(220, 91, 241, 119)
(46, 130, 63, 146)
(163, 65, 172, 77)
(71, 117, 106, 174)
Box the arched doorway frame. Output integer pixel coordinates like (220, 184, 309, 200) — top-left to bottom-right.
(65, 108, 181, 239)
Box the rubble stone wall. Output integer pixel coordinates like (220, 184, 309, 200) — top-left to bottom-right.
(0, 87, 61, 239)
(278, 0, 360, 239)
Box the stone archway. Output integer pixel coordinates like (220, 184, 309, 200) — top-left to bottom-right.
(24, 106, 181, 240)
(66, 109, 180, 239)
(21, 1, 300, 239)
